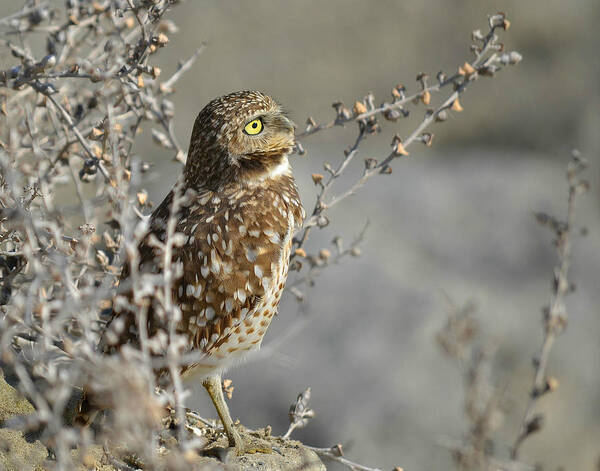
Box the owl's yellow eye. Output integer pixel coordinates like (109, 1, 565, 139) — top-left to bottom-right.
(243, 118, 263, 135)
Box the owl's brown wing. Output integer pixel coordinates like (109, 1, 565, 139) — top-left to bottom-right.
(102, 185, 290, 367)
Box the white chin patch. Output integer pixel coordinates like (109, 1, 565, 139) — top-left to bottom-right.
(267, 157, 290, 179)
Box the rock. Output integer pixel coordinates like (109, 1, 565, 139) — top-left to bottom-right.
(0, 368, 35, 422)
(196, 427, 325, 470)
(0, 369, 48, 471)
(0, 368, 324, 470)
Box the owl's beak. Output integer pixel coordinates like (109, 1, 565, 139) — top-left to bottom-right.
(275, 115, 295, 134)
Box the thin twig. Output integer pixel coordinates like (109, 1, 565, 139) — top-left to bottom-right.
(511, 153, 589, 459)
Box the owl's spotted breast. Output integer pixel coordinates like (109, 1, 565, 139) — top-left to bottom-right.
(104, 158, 303, 377)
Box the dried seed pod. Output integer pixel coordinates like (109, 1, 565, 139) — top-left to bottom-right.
(294, 248, 307, 258)
(364, 158, 377, 169)
(458, 62, 476, 77)
(391, 134, 409, 156)
(316, 215, 329, 228)
(353, 100, 367, 115)
(383, 107, 402, 121)
(137, 190, 148, 205)
(391, 83, 406, 100)
(311, 173, 324, 185)
(420, 132, 434, 147)
(451, 98, 464, 112)
(153, 33, 169, 47)
(318, 249, 331, 261)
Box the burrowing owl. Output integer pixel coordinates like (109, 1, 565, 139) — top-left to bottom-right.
(81, 91, 304, 451)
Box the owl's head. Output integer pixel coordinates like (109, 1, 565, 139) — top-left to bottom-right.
(185, 91, 295, 189)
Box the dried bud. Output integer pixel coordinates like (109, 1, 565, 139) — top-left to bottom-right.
(331, 444, 343, 457)
(380, 165, 392, 175)
(383, 107, 402, 121)
(391, 134, 409, 156)
(353, 100, 367, 115)
(436, 71, 447, 83)
(306, 116, 317, 130)
(364, 158, 377, 170)
(451, 98, 464, 112)
(546, 377, 559, 392)
(294, 248, 307, 258)
(350, 247, 361, 257)
(124, 16, 135, 29)
(153, 33, 169, 47)
(458, 62, 476, 77)
(391, 83, 406, 100)
(318, 249, 331, 261)
(89, 127, 104, 140)
(137, 190, 148, 205)
(421, 90, 431, 105)
(435, 110, 448, 122)
(420, 132, 434, 147)
(316, 215, 329, 228)
(311, 173, 324, 185)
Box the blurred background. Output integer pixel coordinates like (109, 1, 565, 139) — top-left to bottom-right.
(4, 1, 600, 469)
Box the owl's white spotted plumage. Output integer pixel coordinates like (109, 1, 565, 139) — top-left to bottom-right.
(81, 91, 304, 450)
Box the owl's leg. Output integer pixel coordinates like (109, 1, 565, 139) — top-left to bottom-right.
(202, 374, 243, 449)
